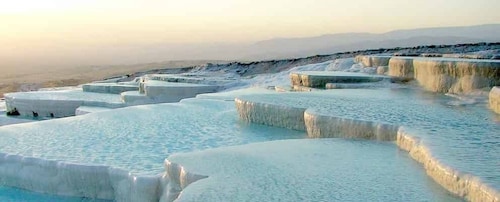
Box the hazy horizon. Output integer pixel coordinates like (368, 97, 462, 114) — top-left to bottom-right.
(1, 0, 500, 71)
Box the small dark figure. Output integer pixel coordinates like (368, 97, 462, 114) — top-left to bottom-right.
(32, 111, 38, 118)
(50, 113, 54, 118)
(6, 108, 20, 116)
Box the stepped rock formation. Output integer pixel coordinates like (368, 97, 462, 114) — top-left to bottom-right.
(388, 57, 414, 79)
(384, 56, 500, 93)
(164, 139, 462, 202)
(413, 58, 500, 93)
(355, 55, 391, 67)
(235, 89, 500, 202)
(290, 71, 388, 88)
(4, 76, 220, 118)
(82, 83, 139, 94)
(4, 90, 124, 118)
(2, 43, 500, 201)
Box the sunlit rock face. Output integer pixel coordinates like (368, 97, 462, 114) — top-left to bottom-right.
(355, 55, 391, 67)
(388, 57, 414, 80)
(490, 86, 500, 114)
(290, 71, 387, 88)
(413, 58, 500, 93)
(376, 66, 388, 75)
(304, 110, 398, 141)
(235, 98, 306, 131)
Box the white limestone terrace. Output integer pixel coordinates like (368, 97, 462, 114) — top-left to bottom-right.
(120, 91, 156, 105)
(0, 100, 34, 126)
(290, 71, 390, 88)
(382, 56, 500, 94)
(4, 77, 222, 118)
(4, 89, 124, 118)
(82, 83, 139, 94)
(126, 80, 219, 104)
(413, 57, 500, 94)
(148, 73, 239, 88)
(388, 56, 415, 79)
(167, 139, 461, 202)
(490, 86, 500, 114)
(235, 88, 499, 201)
(75, 106, 114, 116)
(143, 80, 218, 98)
(354, 55, 392, 67)
(0, 97, 305, 200)
(196, 87, 277, 101)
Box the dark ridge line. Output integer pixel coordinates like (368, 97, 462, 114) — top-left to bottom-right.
(115, 42, 500, 81)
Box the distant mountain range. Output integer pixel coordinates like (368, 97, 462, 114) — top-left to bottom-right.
(243, 24, 500, 60)
(3, 24, 499, 71)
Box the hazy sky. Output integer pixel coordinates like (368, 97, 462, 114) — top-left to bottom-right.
(1, 0, 499, 69)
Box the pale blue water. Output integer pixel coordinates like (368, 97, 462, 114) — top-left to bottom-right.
(0, 186, 110, 202)
(0, 99, 306, 175)
(171, 139, 462, 201)
(5, 89, 122, 103)
(0, 86, 496, 200)
(0, 114, 34, 126)
(237, 87, 500, 190)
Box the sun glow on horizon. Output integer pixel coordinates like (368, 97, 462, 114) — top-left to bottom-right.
(1, 0, 499, 43)
(0, 0, 96, 14)
(0, 0, 499, 68)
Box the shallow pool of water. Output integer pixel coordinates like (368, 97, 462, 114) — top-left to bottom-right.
(0, 98, 306, 175)
(237, 87, 500, 190)
(171, 139, 462, 202)
(0, 186, 110, 202)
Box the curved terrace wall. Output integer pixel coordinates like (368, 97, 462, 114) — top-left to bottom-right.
(413, 58, 500, 93)
(235, 94, 499, 202)
(0, 153, 166, 202)
(388, 57, 414, 79)
(355, 55, 391, 67)
(82, 83, 138, 94)
(397, 131, 499, 202)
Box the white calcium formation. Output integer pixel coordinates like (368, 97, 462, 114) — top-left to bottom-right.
(354, 55, 392, 67)
(290, 71, 388, 88)
(234, 90, 499, 202)
(388, 57, 414, 79)
(82, 83, 139, 94)
(164, 139, 463, 202)
(413, 58, 500, 93)
(490, 86, 500, 114)
(384, 57, 500, 93)
(0, 153, 165, 201)
(4, 77, 219, 118)
(1, 54, 499, 202)
(4, 90, 124, 118)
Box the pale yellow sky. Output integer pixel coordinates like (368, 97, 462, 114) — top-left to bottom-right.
(1, 0, 499, 45)
(0, 0, 499, 69)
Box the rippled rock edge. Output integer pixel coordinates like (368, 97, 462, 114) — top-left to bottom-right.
(0, 153, 166, 201)
(0, 96, 498, 202)
(232, 98, 499, 202)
